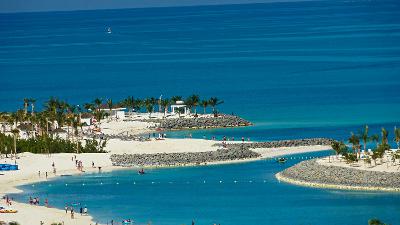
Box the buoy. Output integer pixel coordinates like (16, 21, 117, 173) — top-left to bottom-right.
(151, 181, 155, 184)
(219, 180, 223, 183)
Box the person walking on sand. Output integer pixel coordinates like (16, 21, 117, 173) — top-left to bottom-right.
(71, 208, 74, 219)
(45, 172, 48, 179)
(80, 206, 83, 215)
(84, 206, 88, 215)
(65, 205, 68, 213)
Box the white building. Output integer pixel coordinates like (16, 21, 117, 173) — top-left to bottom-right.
(170, 101, 189, 115)
(100, 107, 126, 119)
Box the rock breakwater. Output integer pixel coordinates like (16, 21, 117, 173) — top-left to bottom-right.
(222, 138, 334, 150)
(277, 160, 400, 191)
(128, 114, 252, 130)
(110, 148, 261, 167)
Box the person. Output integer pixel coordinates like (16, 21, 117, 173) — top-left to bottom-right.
(71, 208, 74, 219)
(52, 162, 55, 167)
(38, 170, 40, 177)
(241, 137, 244, 142)
(65, 205, 68, 214)
(80, 206, 83, 215)
(45, 172, 48, 179)
(84, 206, 88, 215)
(192, 220, 195, 225)
(45, 198, 48, 207)
(53, 167, 57, 175)
(92, 161, 95, 168)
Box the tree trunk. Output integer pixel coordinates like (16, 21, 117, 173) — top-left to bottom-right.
(13, 134, 17, 160)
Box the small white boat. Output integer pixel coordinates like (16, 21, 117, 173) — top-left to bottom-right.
(107, 27, 112, 34)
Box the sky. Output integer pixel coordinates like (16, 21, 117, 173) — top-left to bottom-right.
(0, 0, 308, 13)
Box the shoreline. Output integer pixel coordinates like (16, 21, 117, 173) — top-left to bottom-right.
(276, 172, 400, 192)
(1, 143, 331, 224)
(276, 159, 400, 193)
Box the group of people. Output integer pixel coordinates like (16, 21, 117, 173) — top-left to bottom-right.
(65, 204, 88, 219)
(28, 196, 40, 205)
(72, 155, 84, 171)
(2, 195, 13, 206)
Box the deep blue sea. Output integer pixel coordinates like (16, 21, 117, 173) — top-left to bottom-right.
(3, 0, 400, 224)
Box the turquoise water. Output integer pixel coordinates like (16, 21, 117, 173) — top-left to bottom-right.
(3, 1, 400, 224)
(15, 151, 400, 225)
(1, 0, 400, 137)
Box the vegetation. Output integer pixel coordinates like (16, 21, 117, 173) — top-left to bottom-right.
(0, 95, 224, 156)
(0, 132, 107, 155)
(368, 218, 389, 225)
(339, 125, 399, 164)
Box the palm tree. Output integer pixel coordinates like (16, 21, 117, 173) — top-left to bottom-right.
(11, 128, 19, 160)
(144, 98, 154, 117)
(208, 97, 224, 114)
(170, 96, 182, 104)
(381, 127, 388, 145)
(133, 98, 143, 113)
(23, 98, 30, 115)
(370, 134, 379, 147)
(107, 99, 113, 120)
(45, 97, 59, 115)
(360, 125, 369, 156)
(160, 98, 170, 117)
(29, 98, 36, 115)
(185, 97, 194, 114)
(394, 126, 400, 150)
(93, 98, 103, 112)
(123, 96, 135, 115)
(188, 94, 200, 114)
(84, 103, 95, 112)
(201, 100, 209, 114)
(348, 132, 360, 157)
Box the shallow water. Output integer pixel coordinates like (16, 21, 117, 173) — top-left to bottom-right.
(14, 151, 400, 225)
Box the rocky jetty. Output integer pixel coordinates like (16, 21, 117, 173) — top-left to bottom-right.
(110, 148, 261, 167)
(221, 138, 334, 150)
(128, 114, 252, 130)
(278, 160, 400, 191)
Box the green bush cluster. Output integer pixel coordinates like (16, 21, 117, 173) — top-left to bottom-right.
(0, 132, 107, 154)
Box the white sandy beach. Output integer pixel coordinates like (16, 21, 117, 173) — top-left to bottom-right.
(317, 153, 400, 173)
(0, 119, 333, 225)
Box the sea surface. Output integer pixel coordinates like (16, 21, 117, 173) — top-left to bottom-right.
(1, 0, 400, 142)
(3, 0, 400, 224)
(14, 151, 400, 225)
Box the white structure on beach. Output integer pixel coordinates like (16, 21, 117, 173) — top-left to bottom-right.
(100, 107, 126, 119)
(170, 101, 189, 115)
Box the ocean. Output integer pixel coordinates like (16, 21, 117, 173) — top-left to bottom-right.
(3, 0, 400, 224)
(15, 151, 400, 225)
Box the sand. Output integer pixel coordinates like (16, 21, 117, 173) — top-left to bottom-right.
(0, 119, 334, 225)
(316, 153, 400, 173)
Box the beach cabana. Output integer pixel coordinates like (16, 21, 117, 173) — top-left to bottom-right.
(99, 106, 126, 119)
(170, 101, 189, 115)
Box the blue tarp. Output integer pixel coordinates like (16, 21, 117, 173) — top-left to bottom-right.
(0, 164, 18, 171)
